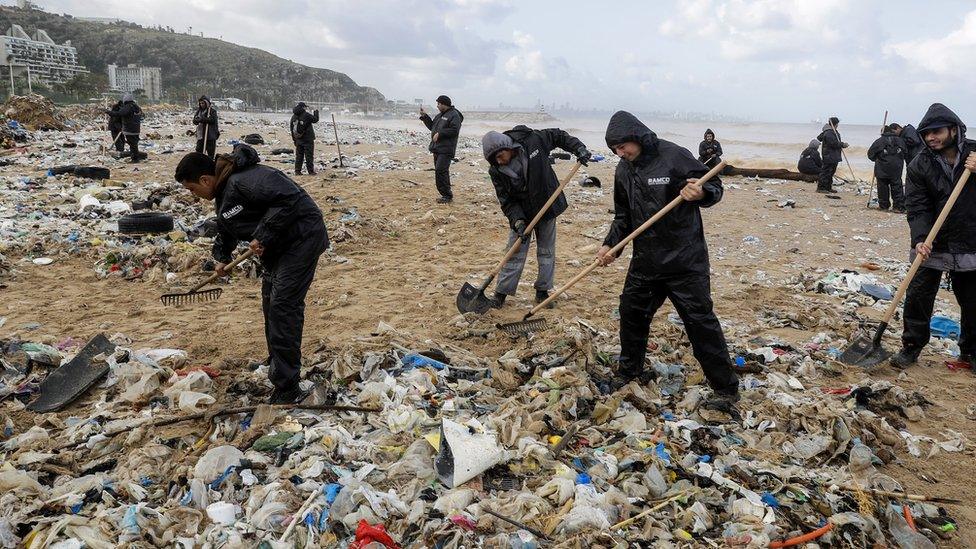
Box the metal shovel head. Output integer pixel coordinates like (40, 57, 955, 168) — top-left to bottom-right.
(838, 331, 892, 367)
(456, 282, 494, 314)
(160, 287, 223, 306)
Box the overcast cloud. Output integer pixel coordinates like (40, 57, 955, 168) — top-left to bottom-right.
(8, 0, 976, 123)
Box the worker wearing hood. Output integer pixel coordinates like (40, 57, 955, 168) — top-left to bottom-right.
(797, 139, 822, 175)
(895, 103, 976, 370)
(290, 102, 320, 175)
(117, 92, 143, 162)
(105, 100, 124, 153)
(595, 111, 739, 409)
(481, 126, 590, 307)
(816, 117, 848, 192)
(698, 129, 723, 168)
(193, 95, 219, 160)
(867, 125, 908, 211)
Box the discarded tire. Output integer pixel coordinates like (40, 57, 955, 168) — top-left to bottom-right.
(243, 133, 265, 145)
(49, 165, 76, 175)
(74, 166, 111, 180)
(118, 212, 174, 234)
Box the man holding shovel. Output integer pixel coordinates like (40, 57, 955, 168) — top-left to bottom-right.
(174, 144, 329, 403)
(816, 116, 848, 193)
(481, 127, 591, 308)
(193, 95, 219, 160)
(894, 104, 976, 369)
(595, 111, 739, 408)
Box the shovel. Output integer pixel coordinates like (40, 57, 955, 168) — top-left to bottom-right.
(160, 249, 254, 305)
(839, 168, 972, 367)
(499, 160, 726, 335)
(456, 162, 582, 314)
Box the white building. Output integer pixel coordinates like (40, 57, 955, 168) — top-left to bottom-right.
(211, 97, 245, 111)
(0, 24, 88, 85)
(107, 64, 162, 100)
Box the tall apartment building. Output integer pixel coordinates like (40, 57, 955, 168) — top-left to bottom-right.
(0, 24, 88, 85)
(107, 64, 162, 100)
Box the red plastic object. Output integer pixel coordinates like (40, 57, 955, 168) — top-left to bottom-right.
(350, 520, 401, 549)
(175, 366, 222, 377)
(821, 387, 852, 395)
(903, 504, 917, 531)
(449, 514, 477, 531)
(946, 360, 972, 371)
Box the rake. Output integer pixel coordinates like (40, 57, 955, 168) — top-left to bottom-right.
(498, 161, 727, 335)
(160, 249, 253, 306)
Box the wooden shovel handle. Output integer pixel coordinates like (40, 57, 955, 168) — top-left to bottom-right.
(486, 162, 582, 280)
(879, 168, 972, 325)
(190, 249, 254, 293)
(527, 161, 726, 316)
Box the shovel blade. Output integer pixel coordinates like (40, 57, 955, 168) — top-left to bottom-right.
(456, 282, 494, 315)
(838, 332, 891, 367)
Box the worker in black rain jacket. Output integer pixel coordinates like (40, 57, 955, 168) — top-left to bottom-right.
(894, 103, 976, 372)
(290, 102, 320, 175)
(174, 144, 329, 404)
(867, 124, 908, 211)
(698, 128, 723, 168)
(595, 110, 739, 410)
(193, 95, 219, 160)
(816, 116, 848, 193)
(797, 139, 822, 175)
(420, 95, 464, 203)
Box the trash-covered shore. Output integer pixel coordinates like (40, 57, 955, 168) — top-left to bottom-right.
(0, 98, 973, 548)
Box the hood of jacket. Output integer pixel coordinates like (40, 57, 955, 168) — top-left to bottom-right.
(198, 95, 211, 108)
(821, 122, 838, 132)
(605, 111, 659, 162)
(917, 103, 967, 142)
(214, 144, 261, 188)
(482, 130, 522, 165)
(703, 128, 714, 139)
(122, 93, 135, 103)
(293, 103, 306, 115)
(807, 139, 820, 149)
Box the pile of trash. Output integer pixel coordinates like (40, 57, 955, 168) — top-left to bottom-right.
(1, 94, 67, 131)
(0, 308, 966, 547)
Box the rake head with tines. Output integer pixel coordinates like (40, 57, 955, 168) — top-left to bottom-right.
(160, 287, 223, 306)
(497, 315, 549, 335)
(159, 250, 253, 307)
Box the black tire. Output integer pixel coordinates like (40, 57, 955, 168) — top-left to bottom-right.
(49, 165, 76, 175)
(243, 133, 265, 145)
(74, 166, 111, 180)
(118, 212, 174, 234)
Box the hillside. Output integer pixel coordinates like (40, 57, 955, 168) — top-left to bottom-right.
(0, 5, 385, 107)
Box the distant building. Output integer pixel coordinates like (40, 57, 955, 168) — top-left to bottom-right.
(0, 24, 88, 85)
(211, 97, 245, 111)
(75, 16, 124, 24)
(108, 64, 162, 100)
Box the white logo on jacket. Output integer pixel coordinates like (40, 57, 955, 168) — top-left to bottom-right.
(529, 149, 540, 159)
(647, 177, 670, 186)
(223, 205, 243, 219)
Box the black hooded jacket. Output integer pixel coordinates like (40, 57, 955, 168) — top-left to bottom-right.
(901, 124, 925, 160)
(106, 101, 123, 133)
(603, 111, 722, 275)
(290, 104, 319, 143)
(798, 141, 822, 174)
(421, 107, 464, 155)
(212, 144, 328, 267)
(193, 95, 219, 140)
(485, 126, 586, 228)
(905, 103, 976, 253)
(817, 123, 844, 164)
(698, 137, 722, 163)
(117, 99, 142, 135)
(867, 130, 907, 179)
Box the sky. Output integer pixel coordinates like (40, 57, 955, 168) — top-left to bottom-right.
(9, 0, 976, 124)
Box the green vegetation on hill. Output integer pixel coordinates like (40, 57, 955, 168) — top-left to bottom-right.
(0, 5, 385, 107)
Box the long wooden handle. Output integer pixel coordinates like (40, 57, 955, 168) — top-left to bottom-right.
(482, 162, 582, 285)
(190, 249, 254, 292)
(527, 160, 726, 316)
(203, 106, 210, 145)
(879, 169, 972, 325)
(829, 120, 858, 181)
(332, 113, 343, 167)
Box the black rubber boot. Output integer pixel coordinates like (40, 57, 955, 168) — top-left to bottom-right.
(891, 347, 921, 369)
(535, 290, 554, 308)
(491, 292, 506, 309)
(269, 384, 311, 405)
